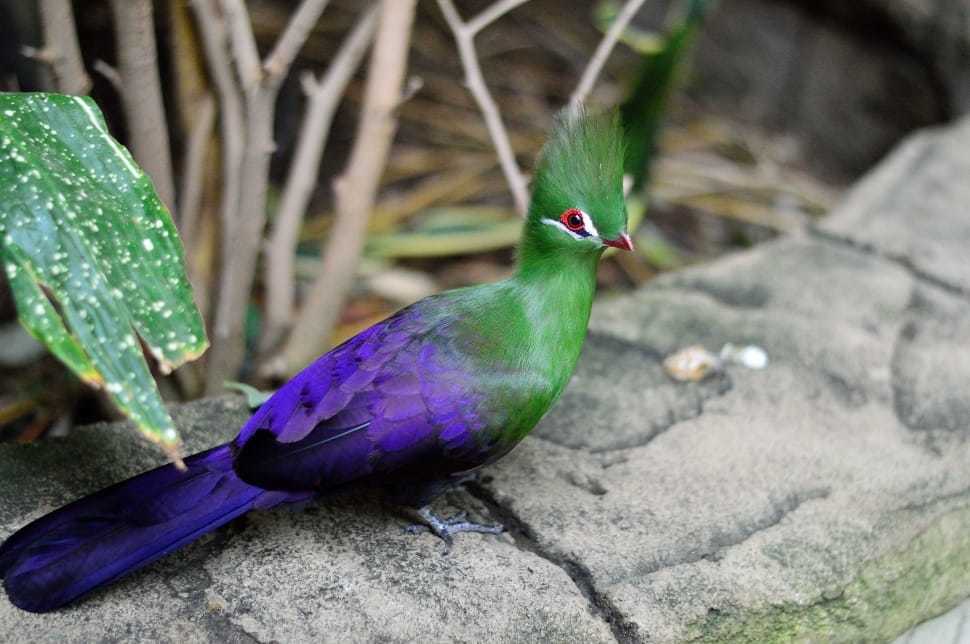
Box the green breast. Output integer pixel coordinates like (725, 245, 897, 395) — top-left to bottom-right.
(452, 250, 600, 448)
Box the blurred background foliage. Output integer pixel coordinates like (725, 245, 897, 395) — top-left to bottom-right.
(0, 0, 956, 451)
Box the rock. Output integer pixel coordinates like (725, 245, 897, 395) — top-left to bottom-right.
(2, 117, 970, 641)
(685, 0, 948, 180)
(820, 116, 970, 295)
(487, 234, 970, 642)
(0, 397, 613, 643)
(817, 0, 970, 112)
(533, 332, 731, 452)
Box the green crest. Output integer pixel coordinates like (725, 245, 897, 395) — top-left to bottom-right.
(526, 109, 628, 250)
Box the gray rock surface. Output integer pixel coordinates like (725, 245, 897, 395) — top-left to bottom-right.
(858, 0, 970, 112)
(653, 0, 970, 180)
(685, 0, 949, 180)
(1, 117, 969, 641)
(820, 116, 970, 295)
(0, 398, 613, 643)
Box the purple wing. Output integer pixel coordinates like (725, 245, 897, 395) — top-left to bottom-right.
(233, 301, 496, 492)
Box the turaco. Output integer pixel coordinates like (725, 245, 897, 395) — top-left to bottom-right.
(0, 109, 633, 612)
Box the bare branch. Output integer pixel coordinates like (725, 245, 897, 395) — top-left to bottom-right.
(277, 0, 418, 376)
(190, 0, 247, 387)
(20, 46, 55, 65)
(262, 6, 380, 353)
(263, 0, 332, 83)
(221, 0, 262, 89)
(187, 0, 245, 211)
(109, 0, 178, 213)
(397, 75, 425, 106)
(568, 0, 648, 116)
(201, 0, 336, 390)
(177, 93, 216, 245)
(436, 0, 530, 216)
(205, 93, 273, 393)
(466, 0, 531, 36)
(92, 60, 122, 93)
(36, 0, 91, 95)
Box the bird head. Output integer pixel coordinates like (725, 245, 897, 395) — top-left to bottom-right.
(523, 110, 631, 258)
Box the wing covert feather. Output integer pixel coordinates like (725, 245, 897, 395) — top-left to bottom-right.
(232, 300, 494, 491)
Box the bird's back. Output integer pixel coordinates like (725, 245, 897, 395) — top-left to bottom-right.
(232, 279, 573, 494)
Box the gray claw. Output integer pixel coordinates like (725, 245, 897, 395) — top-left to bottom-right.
(407, 506, 504, 546)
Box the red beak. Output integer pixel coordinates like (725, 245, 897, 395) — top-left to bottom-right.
(602, 233, 634, 252)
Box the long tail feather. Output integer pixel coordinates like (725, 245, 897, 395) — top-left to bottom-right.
(0, 445, 289, 613)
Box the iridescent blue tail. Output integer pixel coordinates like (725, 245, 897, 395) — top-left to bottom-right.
(0, 445, 288, 612)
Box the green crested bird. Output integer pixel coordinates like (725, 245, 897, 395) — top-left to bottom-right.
(0, 109, 632, 612)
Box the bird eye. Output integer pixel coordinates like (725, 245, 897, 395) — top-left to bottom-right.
(560, 208, 586, 232)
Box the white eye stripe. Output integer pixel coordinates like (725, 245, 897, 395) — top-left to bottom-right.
(541, 209, 599, 241)
(579, 211, 599, 237)
(541, 218, 586, 240)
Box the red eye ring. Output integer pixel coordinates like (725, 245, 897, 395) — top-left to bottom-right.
(560, 208, 586, 232)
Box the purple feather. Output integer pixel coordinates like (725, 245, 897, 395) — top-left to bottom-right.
(1, 299, 499, 612)
(1, 109, 625, 613)
(0, 446, 293, 613)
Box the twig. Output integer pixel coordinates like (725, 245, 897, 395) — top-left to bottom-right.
(263, 0, 332, 82)
(436, 0, 530, 216)
(109, 0, 177, 213)
(190, 0, 249, 381)
(568, 0, 648, 116)
(261, 6, 380, 354)
(197, 0, 333, 392)
(221, 0, 262, 89)
(277, 0, 418, 376)
(177, 93, 216, 246)
(92, 60, 122, 93)
(465, 0, 532, 35)
(20, 46, 54, 64)
(397, 76, 425, 107)
(35, 0, 91, 95)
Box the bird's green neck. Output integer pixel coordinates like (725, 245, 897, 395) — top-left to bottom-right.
(457, 213, 606, 369)
(464, 223, 601, 377)
(512, 224, 602, 384)
(450, 219, 603, 448)
(472, 228, 600, 444)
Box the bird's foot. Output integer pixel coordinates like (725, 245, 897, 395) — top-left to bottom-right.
(404, 506, 504, 547)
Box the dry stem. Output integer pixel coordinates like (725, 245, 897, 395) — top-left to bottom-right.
(35, 0, 91, 95)
(221, 0, 261, 88)
(177, 93, 216, 249)
(436, 0, 531, 216)
(190, 0, 246, 382)
(109, 0, 177, 212)
(568, 0, 648, 116)
(194, 0, 330, 392)
(92, 60, 122, 92)
(277, 0, 418, 376)
(261, 6, 380, 354)
(263, 0, 333, 81)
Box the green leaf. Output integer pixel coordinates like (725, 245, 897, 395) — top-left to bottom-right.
(594, 2, 665, 54)
(224, 381, 274, 410)
(366, 207, 522, 258)
(0, 93, 208, 453)
(616, 0, 713, 191)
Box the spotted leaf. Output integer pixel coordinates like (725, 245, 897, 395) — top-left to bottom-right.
(0, 93, 207, 454)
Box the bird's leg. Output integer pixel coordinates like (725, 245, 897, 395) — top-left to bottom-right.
(389, 475, 503, 545)
(404, 506, 504, 547)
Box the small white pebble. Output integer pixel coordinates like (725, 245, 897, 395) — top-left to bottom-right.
(720, 343, 769, 369)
